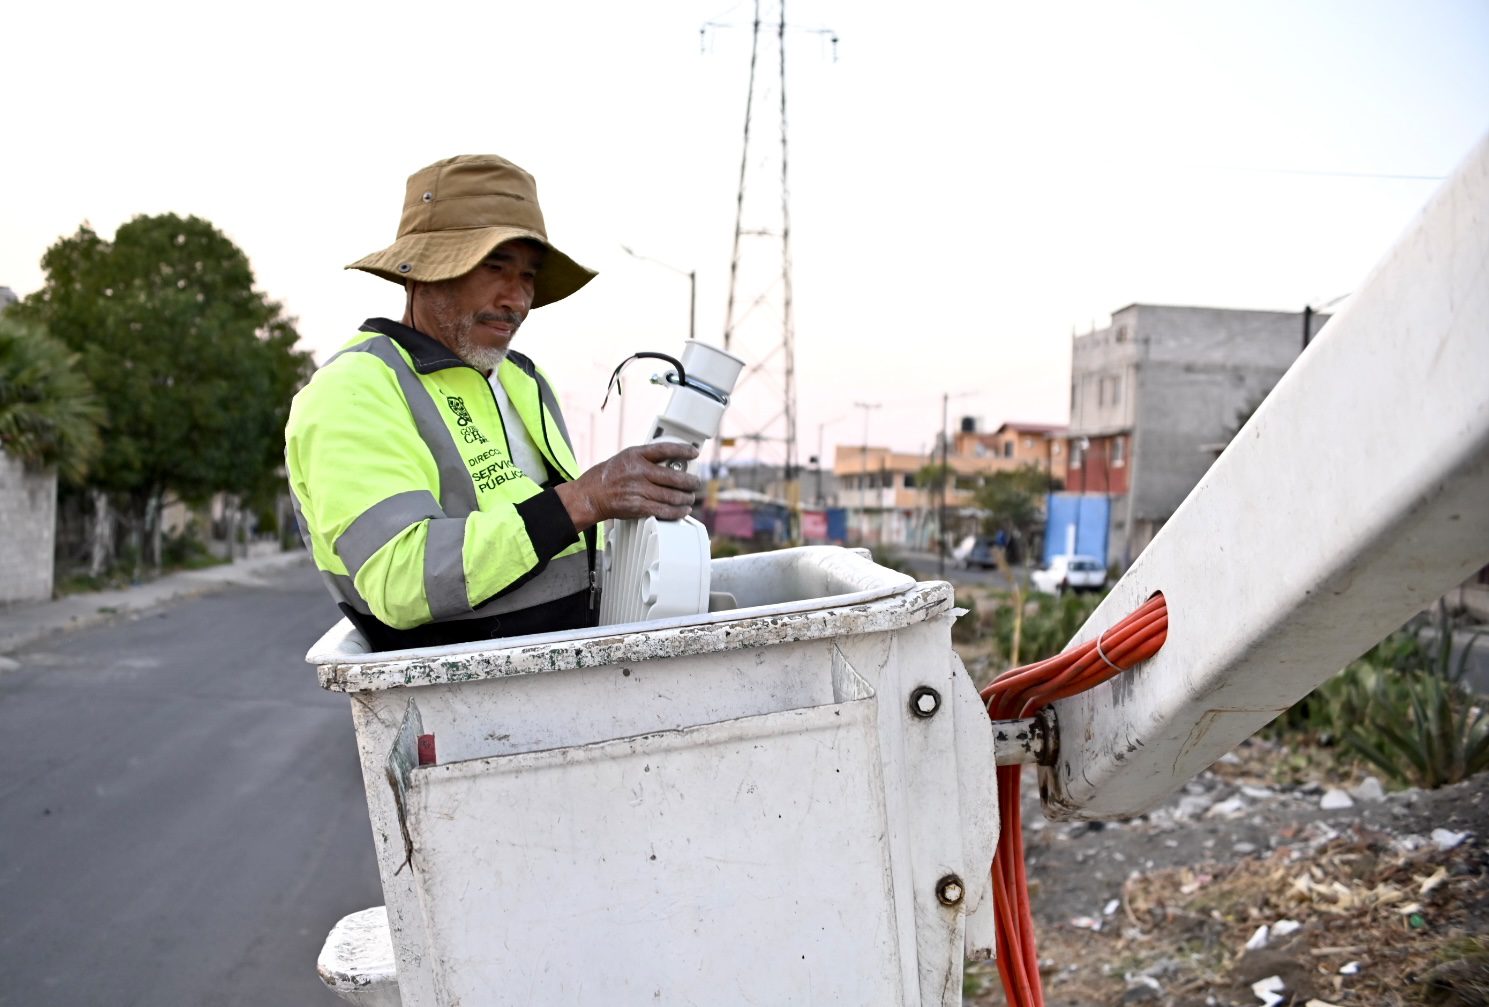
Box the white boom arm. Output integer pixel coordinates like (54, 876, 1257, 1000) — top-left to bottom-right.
(1043, 133, 1489, 820)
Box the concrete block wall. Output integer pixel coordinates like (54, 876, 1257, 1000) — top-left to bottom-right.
(1069, 316, 1141, 436)
(1070, 304, 1310, 568)
(0, 452, 57, 604)
(1128, 306, 1303, 520)
(1130, 304, 1305, 369)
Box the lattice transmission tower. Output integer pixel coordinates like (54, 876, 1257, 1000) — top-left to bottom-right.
(707, 0, 835, 500)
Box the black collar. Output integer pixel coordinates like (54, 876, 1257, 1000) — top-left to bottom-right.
(360, 318, 470, 375)
(359, 317, 541, 381)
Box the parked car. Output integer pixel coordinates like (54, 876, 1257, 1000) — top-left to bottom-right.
(1030, 554, 1107, 595)
(952, 534, 1003, 570)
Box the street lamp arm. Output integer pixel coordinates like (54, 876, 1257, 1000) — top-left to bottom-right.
(620, 244, 693, 279)
(620, 243, 698, 344)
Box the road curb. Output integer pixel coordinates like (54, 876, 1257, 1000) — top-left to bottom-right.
(0, 552, 313, 656)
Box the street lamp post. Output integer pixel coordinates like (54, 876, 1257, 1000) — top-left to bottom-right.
(1102, 436, 1112, 568)
(620, 244, 698, 455)
(620, 244, 696, 342)
(812, 413, 852, 509)
(1074, 436, 1090, 556)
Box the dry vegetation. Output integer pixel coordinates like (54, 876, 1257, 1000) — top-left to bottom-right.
(950, 582, 1488, 1007)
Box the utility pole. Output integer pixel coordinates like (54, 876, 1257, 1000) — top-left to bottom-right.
(816, 422, 827, 505)
(854, 401, 880, 544)
(939, 393, 950, 579)
(936, 393, 977, 579)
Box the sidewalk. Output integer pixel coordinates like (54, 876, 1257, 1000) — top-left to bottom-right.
(0, 548, 312, 656)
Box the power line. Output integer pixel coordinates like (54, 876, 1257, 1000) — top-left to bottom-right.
(1210, 165, 1447, 182)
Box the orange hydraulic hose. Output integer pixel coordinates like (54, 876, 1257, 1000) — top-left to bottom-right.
(989, 595, 1166, 711)
(978, 592, 1169, 1007)
(1010, 600, 1167, 715)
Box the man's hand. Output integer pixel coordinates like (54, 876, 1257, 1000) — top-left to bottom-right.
(556, 442, 703, 531)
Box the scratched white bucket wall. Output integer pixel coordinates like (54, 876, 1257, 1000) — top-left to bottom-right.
(308, 546, 998, 1007)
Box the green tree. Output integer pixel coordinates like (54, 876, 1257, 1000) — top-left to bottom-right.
(15, 214, 313, 566)
(974, 464, 1049, 562)
(0, 315, 103, 483)
(917, 460, 954, 548)
(916, 461, 952, 490)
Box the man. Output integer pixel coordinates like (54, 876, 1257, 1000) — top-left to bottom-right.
(286, 155, 700, 651)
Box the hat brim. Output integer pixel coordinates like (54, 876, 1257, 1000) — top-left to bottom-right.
(346, 226, 596, 309)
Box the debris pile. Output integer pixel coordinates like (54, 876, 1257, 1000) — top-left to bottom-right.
(962, 741, 1488, 1007)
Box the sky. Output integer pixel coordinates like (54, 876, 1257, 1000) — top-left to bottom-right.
(3, 0, 1486, 470)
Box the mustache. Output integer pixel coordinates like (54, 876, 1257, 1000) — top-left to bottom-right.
(475, 310, 523, 327)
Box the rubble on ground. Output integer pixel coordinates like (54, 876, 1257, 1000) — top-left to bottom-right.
(963, 737, 1488, 1006)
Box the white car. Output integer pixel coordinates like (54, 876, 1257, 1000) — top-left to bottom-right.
(1031, 554, 1107, 595)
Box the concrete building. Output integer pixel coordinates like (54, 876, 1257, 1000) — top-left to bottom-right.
(709, 461, 839, 510)
(831, 419, 1068, 548)
(706, 420, 1070, 549)
(1067, 303, 1313, 567)
(833, 446, 930, 545)
(947, 419, 1068, 487)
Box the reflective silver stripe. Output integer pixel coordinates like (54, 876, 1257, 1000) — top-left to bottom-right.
(424, 517, 471, 620)
(294, 485, 371, 613)
(325, 549, 587, 623)
(318, 338, 377, 369)
(288, 485, 313, 548)
(352, 339, 480, 517)
(304, 334, 591, 629)
(334, 490, 443, 577)
(321, 570, 371, 614)
(427, 551, 593, 621)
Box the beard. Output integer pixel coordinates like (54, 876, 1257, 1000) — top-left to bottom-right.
(424, 290, 521, 374)
(452, 324, 509, 373)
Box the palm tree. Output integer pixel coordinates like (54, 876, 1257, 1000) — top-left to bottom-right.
(0, 314, 103, 484)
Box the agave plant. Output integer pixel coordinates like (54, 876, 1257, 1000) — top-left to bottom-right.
(0, 314, 103, 484)
(990, 588, 1106, 667)
(1337, 604, 1488, 789)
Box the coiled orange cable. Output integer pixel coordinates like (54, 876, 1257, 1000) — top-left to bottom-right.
(979, 592, 1169, 1007)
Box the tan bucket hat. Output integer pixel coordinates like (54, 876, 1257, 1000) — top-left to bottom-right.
(347, 154, 596, 309)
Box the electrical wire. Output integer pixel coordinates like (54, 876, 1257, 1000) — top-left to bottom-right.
(599, 352, 687, 412)
(980, 592, 1169, 1007)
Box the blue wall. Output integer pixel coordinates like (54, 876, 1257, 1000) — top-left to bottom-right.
(1044, 494, 1110, 566)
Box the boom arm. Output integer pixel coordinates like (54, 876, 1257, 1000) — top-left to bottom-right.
(1043, 133, 1489, 820)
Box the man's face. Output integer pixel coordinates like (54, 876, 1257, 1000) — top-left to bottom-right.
(414, 239, 544, 371)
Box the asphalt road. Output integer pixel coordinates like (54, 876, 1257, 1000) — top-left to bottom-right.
(897, 549, 1034, 590)
(0, 562, 381, 1007)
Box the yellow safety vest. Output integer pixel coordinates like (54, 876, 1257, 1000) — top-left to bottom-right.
(286, 318, 600, 649)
